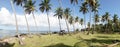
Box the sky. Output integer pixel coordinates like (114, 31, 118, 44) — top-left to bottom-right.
(0, 0, 120, 31)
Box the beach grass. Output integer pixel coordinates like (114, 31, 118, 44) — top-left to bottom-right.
(7, 33, 120, 47)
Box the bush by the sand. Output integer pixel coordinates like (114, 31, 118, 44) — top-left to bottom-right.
(74, 41, 90, 47)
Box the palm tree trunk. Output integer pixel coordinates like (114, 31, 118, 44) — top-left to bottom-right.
(47, 12, 51, 35)
(106, 22, 108, 33)
(58, 18, 62, 31)
(93, 21, 95, 34)
(95, 22, 97, 33)
(10, 0, 24, 45)
(79, 24, 81, 32)
(87, 9, 92, 35)
(92, 12, 96, 34)
(65, 19, 71, 35)
(73, 4, 76, 33)
(23, 7, 31, 37)
(32, 12, 39, 33)
(84, 14, 86, 34)
(77, 23, 80, 31)
(81, 24, 84, 32)
(73, 23, 75, 32)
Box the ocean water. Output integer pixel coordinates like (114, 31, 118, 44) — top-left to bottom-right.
(0, 30, 49, 38)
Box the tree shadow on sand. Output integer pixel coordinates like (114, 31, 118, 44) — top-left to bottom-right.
(0, 42, 15, 47)
(44, 43, 72, 47)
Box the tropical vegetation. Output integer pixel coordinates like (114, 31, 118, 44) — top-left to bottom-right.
(1, 0, 120, 47)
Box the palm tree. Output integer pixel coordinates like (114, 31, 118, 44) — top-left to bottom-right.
(79, 18, 83, 31)
(10, 0, 24, 45)
(85, 0, 99, 34)
(104, 12, 110, 33)
(70, 0, 78, 5)
(54, 7, 63, 32)
(13, 0, 27, 6)
(85, 0, 97, 30)
(24, 0, 38, 32)
(92, 0, 100, 13)
(113, 14, 119, 25)
(91, 0, 100, 34)
(69, 16, 75, 32)
(79, 2, 88, 34)
(75, 16, 79, 32)
(101, 15, 105, 23)
(63, 8, 71, 35)
(39, 0, 52, 35)
(104, 12, 110, 24)
(113, 14, 119, 32)
(13, 0, 31, 36)
(70, 0, 78, 27)
(107, 19, 113, 33)
(75, 16, 79, 23)
(94, 14, 99, 32)
(87, 22, 90, 31)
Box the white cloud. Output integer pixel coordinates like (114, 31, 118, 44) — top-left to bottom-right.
(0, 7, 84, 31)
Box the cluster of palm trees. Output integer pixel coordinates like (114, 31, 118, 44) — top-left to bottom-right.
(93, 12, 120, 34)
(9, 0, 101, 45)
(8, 0, 120, 45)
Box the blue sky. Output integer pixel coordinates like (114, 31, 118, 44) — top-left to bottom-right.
(0, 0, 120, 18)
(0, 0, 120, 31)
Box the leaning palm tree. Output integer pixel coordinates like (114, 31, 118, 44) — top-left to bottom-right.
(10, 0, 24, 45)
(63, 8, 71, 35)
(13, 0, 31, 36)
(54, 7, 63, 32)
(69, 16, 75, 32)
(79, 2, 88, 34)
(39, 0, 52, 35)
(24, 0, 38, 34)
